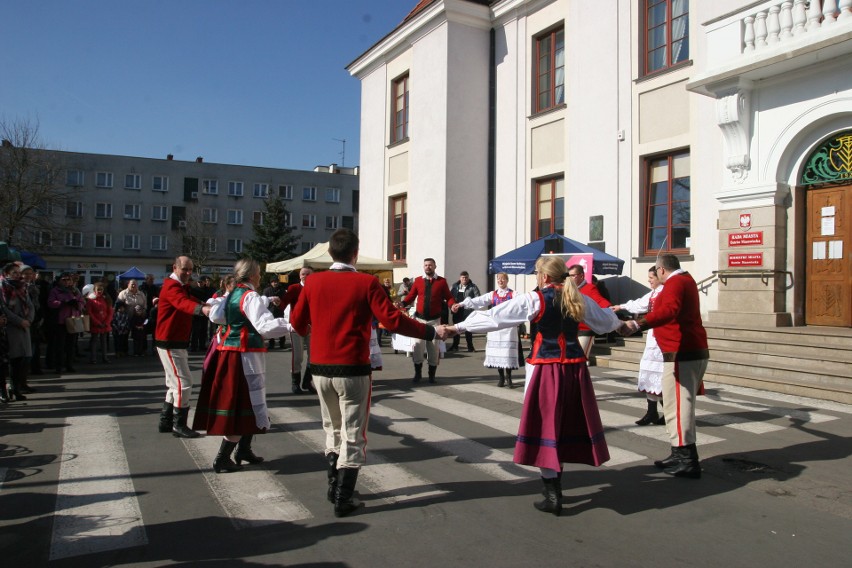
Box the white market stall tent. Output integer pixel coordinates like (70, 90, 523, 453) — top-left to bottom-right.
(265, 242, 394, 273)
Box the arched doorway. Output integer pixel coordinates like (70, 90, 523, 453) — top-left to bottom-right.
(801, 132, 852, 327)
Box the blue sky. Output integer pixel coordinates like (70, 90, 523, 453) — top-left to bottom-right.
(0, 0, 415, 170)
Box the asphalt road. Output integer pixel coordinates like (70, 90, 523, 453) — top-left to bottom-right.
(1, 337, 851, 567)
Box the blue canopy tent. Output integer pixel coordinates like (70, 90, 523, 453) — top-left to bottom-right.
(20, 250, 47, 269)
(118, 266, 147, 280)
(488, 233, 625, 275)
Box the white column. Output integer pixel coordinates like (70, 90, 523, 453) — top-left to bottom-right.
(767, 5, 782, 43)
(780, 1, 794, 39)
(792, 0, 808, 35)
(743, 15, 756, 51)
(755, 11, 769, 48)
(824, 0, 839, 24)
(807, 0, 823, 29)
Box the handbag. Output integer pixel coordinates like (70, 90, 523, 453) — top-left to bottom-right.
(82, 314, 91, 332)
(65, 316, 85, 334)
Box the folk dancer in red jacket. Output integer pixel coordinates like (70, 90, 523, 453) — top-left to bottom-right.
(566, 264, 611, 361)
(399, 258, 455, 383)
(155, 256, 212, 438)
(625, 254, 709, 479)
(281, 266, 314, 394)
(291, 229, 448, 517)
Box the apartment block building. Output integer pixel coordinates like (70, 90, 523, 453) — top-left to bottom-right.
(33, 151, 359, 283)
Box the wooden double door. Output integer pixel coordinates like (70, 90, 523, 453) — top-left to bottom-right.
(806, 185, 851, 326)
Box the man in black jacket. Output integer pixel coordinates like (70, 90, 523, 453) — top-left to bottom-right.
(449, 271, 480, 352)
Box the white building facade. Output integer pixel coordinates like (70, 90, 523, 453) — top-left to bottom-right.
(349, 0, 852, 328)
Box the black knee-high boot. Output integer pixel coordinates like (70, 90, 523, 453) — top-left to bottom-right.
(533, 475, 562, 516)
(326, 452, 339, 503)
(334, 467, 363, 517)
(635, 398, 660, 426)
(213, 439, 241, 473)
(505, 369, 514, 389)
(497, 368, 505, 388)
(235, 435, 264, 465)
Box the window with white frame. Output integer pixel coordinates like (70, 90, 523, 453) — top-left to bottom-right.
(302, 214, 316, 228)
(283, 211, 292, 227)
(35, 231, 52, 247)
(202, 208, 218, 223)
(151, 235, 168, 251)
(124, 204, 142, 220)
(228, 181, 244, 196)
(253, 183, 269, 198)
(124, 173, 142, 190)
(64, 231, 83, 247)
(300, 241, 314, 254)
(252, 211, 264, 225)
(66, 201, 83, 218)
(66, 170, 84, 186)
(325, 215, 339, 230)
(325, 188, 341, 203)
(152, 205, 168, 221)
(227, 209, 243, 225)
(302, 186, 317, 201)
(34, 202, 53, 216)
(152, 175, 169, 192)
(95, 202, 113, 219)
(94, 233, 112, 249)
(278, 185, 293, 200)
(205, 237, 217, 253)
(227, 238, 243, 253)
(96, 172, 114, 188)
(202, 179, 219, 195)
(123, 234, 140, 250)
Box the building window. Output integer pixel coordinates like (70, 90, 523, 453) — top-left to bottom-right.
(300, 241, 314, 254)
(644, 0, 689, 75)
(253, 183, 269, 198)
(342, 215, 354, 230)
(66, 201, 83, 218)
(202, 179, 219, 195)
(124, 173, 142, 190)
(66, 170, 84, 186)
(391, 73, 409, 143)
(123, 234, 140, 250)
(227, 238, 243, 254)
(153, 175, 169, 192)
(283, 211, 292, 227)
(152, 205, 168, 221)
(390, 194, 407, 262)
(35, 231, 52, 247)
(151, 235, 168, 251)
(96, 172, 114, 188)
(227, 209, 243, 225)
(228, 181, 244, 197)
(253, 211, 264, 225)
(534, 27, 565, 114)
(325, 188, 341, 203)
(279, 184, 293, 200)
(202, 208, 218, 223)
(302, 186, 317, 201)
(95, 202, 113, 219)
(64, 231, 83, 248)
(534, 177, 564, 239)
(124, 204, 142, 220)
(302, 214, 316, 229)
(325, 216, 339, 230)
(643, 150, 690, 254)
(205, 237, 217, 253)
(94, 233, 112, 249)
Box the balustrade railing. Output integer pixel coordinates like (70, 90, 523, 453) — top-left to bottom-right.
(742, 0, 852, 53)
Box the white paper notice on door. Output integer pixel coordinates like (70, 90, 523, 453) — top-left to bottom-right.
(821, 216, 835, 236)
(813, 241, 826, 260)
(828, 240, 843, 260)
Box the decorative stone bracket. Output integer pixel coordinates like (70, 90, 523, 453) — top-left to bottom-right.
(716, 88, 753, 183)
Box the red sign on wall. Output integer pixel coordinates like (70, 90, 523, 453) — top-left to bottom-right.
(728, 253, 763, 267)
(728, 231, 764, 246)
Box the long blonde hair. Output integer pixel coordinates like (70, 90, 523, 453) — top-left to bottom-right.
(535, 256, 585, 321)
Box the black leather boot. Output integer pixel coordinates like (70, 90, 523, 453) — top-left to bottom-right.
(8, 374, 26, 401)
(533, 476, 562, 516)
(213, 440, 241, 473)
(172, 407, 202, 438)
(334, 467, 363, 517)
(235, 435, 264, 465)
(635, 399, 660, 426)
(301, 369, 317, 393)
(497, 368, 505, 388)
(505, 369, 514, 389)
(654, 447, 679, 469)
(326, 452, 339, 503)
(158, 402, 174, 433)
(292, 372, 302, 394)
(663, 444, 701, 479)
(412, 363, 423, 383)
(0, 381, 10, 403)
(428, 365, 437, 384)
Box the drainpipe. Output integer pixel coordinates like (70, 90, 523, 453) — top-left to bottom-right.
(487, 27, 497, 289)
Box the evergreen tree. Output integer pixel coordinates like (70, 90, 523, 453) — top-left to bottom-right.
(242, 196, 300, 262)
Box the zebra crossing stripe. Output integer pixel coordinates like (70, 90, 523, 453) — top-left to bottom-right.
(49, 415, 147, 561)
(268, 406, 449, 504)
(403, 386, 648, 466)
(370, 403, 535, 483)
(182, 436, 312, 529)
(595, 378, 838, 426)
